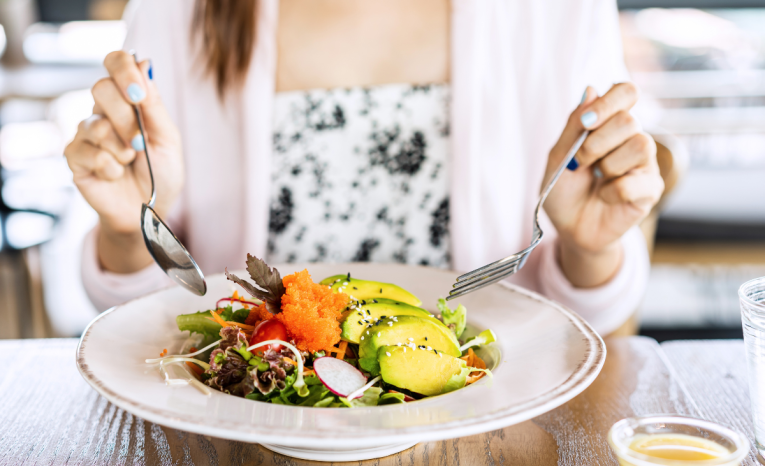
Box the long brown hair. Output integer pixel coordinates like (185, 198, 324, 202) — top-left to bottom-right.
(193, 0, 257, 97)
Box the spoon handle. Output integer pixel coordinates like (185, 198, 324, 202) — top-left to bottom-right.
(133, 105, 156, 209)
(130, 52, 156, 209)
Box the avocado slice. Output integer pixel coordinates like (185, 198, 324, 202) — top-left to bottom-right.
(378, 345, 470, 396)
(320, 275, 422, 307)
(340, 301, 433, 344)
(358, 316, 461, 375)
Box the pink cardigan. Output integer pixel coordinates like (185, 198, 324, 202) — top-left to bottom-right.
(82, 0, 649, 335)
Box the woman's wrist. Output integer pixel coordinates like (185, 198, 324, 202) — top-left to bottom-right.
(557, 238, 623, 288)
(97, 222, 154, 274)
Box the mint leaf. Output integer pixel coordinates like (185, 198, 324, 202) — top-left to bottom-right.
(225, 254, 286, 314)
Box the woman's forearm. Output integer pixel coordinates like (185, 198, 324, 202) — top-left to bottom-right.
(97, 224, 154, 274)
(557, 238, 622, 288)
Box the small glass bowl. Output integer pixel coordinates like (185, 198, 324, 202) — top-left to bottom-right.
(608, 415, 750, 466)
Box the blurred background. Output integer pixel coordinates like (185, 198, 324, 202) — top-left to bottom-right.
(0, 0, 763, 340)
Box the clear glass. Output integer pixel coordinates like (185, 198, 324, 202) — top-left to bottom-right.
(608, 415, 749, 466)
(739, 277, 765, 459)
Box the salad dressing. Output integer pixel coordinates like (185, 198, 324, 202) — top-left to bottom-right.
(622, 434, 733, 464)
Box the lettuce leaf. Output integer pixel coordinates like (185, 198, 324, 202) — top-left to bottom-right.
(378, 392, 406, 405)
(176, 305, 249, 337)
(442, 364, 470, 394)
(340, 387, 382, 407)
(460, 329, 497, 353)
(437, 299, 467, 338)
(176, 310, 222, 337)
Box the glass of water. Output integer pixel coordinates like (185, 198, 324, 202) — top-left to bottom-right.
(739, 277, 765, 458)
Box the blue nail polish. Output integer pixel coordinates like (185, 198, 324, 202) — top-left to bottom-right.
(148, 60, 153, 80)
(127, 83, 146, 103)
(566, 156, 579, 171)
(581, 111, 597, 128)
(580, 88, 588, 104)
(131, 134, 145, 151)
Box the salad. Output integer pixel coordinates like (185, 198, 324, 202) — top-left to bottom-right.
(147, 255, 495, 407)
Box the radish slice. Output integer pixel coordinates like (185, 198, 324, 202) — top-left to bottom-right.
(313, 357, 368, 397)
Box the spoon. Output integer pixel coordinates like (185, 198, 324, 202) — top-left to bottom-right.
(131, 58, 207, 296)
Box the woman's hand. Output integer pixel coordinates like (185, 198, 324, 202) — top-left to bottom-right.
(543, 83, 664, 288)
(64, 51, 184, 273)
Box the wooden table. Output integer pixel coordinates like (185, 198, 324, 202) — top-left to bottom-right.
(0, 337, 760, 465)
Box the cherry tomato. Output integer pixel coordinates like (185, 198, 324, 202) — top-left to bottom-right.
(249, 319, 288, 352)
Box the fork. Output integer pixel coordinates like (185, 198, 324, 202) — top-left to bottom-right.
(446, 130, 590, 301)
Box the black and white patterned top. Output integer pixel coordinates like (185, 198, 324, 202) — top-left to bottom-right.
(267, 83, 451, 267)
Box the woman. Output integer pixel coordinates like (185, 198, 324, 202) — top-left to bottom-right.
(64, 0, 663, 335)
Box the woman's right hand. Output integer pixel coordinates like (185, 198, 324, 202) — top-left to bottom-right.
(65, 51, 184, 273)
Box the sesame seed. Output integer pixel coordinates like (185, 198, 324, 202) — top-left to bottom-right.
(404, 348, 407, 352)
(386, 352, 391, 357)
(357, 322, 363, 325)
(408, 338, 414, 341)
(361, 336, 364, 340)
(377, 332, 381, 337)
(388, 322, 393, 326)
(373, 299, 378, 303)
(425, 337, 428, 341)
(346, 272, 351, 280)
(380, 288, 383, 293)
(366, 331, 370, 335)
(343, 282, 349, 286)
(353, 286, 358, 290)
(438, 352, 442, 357)
(397, 343, 402, 346)
(426, 346, 432, 351)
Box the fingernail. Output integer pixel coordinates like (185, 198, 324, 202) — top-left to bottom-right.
(148, 60, 153, 80)
(566, 156, 579, 171)
(580, 88, 588, 104)
(127, 83, 146, 103)
(593, 166, 603, 178)
(131, 134, 145, 151)
(581, 111, 597, 128)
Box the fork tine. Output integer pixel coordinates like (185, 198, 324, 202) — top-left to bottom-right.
(452, 255, 522, 289)
(447, 267, 516, 301)
(456, 233, 542, 283)
(456, 253, 523, 283)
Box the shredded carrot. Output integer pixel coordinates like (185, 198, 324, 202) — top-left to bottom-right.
(216, 308, 224, 315)
(208, 311, 230, 327)
(186, 361, 204, 376)
(461, 349, 488, 385)
(225, 321, 255, 331)
(331, 341, 348, 360)
(302, 369, 315, 376)
(283, 357, 298, 366)
(232, 290, 240, 300)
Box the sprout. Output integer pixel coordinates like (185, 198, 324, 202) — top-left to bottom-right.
(343, 375, 382, 402)
(145, 339, 222, 364)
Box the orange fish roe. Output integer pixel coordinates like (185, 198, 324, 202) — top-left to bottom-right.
(245, 302, 272, 326)
(277, 269, 349, 353)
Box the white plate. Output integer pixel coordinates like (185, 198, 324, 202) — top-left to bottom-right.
(76, 263, 605, 462)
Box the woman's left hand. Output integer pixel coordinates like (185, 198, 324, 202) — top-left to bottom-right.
(543, 83, 664, 288)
